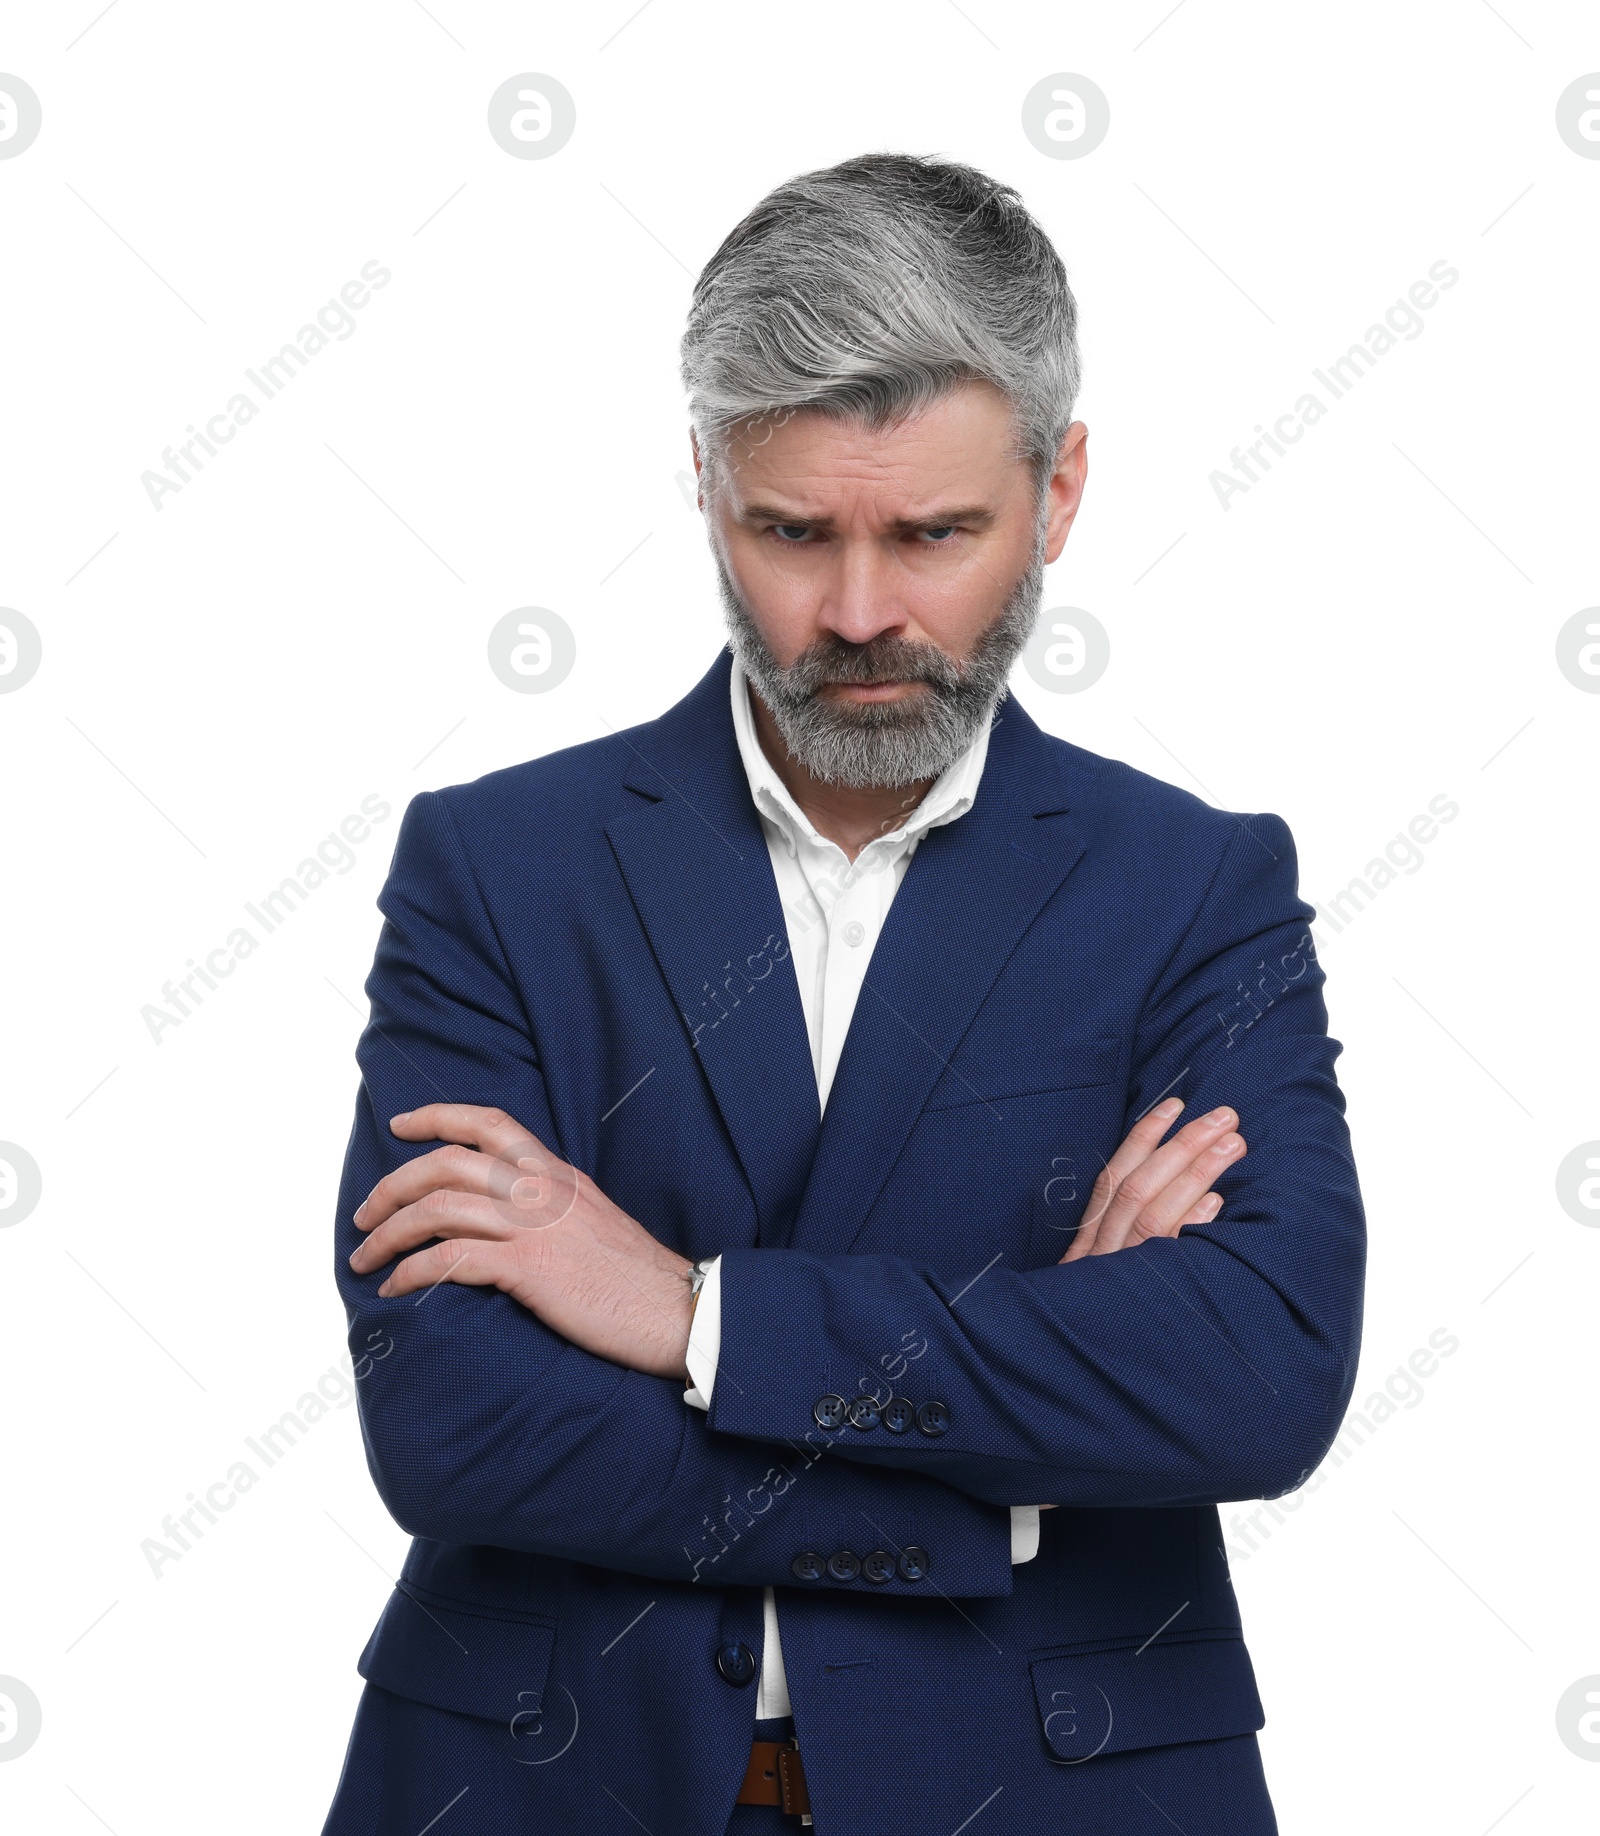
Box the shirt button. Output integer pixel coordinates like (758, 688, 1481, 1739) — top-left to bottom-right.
(826, 1548, 861, 1582)
(813, 1394, 847, 1430)
(845, 1395, 881, 1430)
(841, 920, 866, 947)
(791, 1551, 825, 1582)
(916, 1399, 951, 1437)
(716, 1641, 756, 1686)
(898, 1546, 931, 1583)
(861, 1550, 895, 1584)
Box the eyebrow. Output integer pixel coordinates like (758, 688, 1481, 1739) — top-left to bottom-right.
(740, 502, 998, 532)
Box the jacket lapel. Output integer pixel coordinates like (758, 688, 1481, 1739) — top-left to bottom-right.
(782, 698, 1090, 1258)
(604, 651, 821, 1248)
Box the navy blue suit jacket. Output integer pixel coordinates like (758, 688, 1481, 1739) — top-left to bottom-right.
(323, 647, 1364, 1836)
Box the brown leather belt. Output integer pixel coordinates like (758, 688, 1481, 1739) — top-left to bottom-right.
(737, 1737, 812, 1820)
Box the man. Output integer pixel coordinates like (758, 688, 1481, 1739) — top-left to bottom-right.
(323, 153, 1364, 1835)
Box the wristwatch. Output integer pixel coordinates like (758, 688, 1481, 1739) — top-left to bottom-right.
(686, 1255, 717, 1317)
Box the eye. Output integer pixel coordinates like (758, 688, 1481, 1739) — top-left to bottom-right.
(768, 524, 813, 544)
(918, 526, 958, 543)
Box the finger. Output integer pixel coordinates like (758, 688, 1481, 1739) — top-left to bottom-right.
(377, 1237, 510, 1300)
(356, 1139, 570, 1234)
(356, 1142, 503, 1234)
(1128, 1186, 1226, 1247)
(1098, 1096, 1185, 1190)
(1179, 1191, 1224, 1229)
(1094, 1138, 1241, 1255)
(1073, 1186, 1223, 1261)
(1061, 1166, 1116, 1262)
(1094, 1108, 1241, 1255)
(358, 1106, 559, 1230)
(390, 1103, 550, 1160)
(352, 1187, 520, 1276)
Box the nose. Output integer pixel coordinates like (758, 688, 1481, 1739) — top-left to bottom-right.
(817, 538, 910, 649)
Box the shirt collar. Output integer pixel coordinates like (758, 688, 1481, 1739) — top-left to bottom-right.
(728, 650, 992, 858)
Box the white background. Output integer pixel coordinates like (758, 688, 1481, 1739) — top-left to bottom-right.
(1, 1, 1596, 1830)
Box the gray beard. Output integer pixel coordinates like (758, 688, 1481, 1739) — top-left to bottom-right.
(715, 516, 1048, 791)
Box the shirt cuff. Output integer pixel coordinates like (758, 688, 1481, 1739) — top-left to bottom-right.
(1010, 1505, 1041, 1563)
(682, 1254, 723, 1412)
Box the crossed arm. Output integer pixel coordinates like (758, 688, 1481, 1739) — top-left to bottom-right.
(348, 1096, 1248, 1374)
(336, 792, 1363, 1590)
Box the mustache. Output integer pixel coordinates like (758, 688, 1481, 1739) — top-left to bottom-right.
(779, 633, 967, 695)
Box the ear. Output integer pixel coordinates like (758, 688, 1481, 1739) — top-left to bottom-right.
(1042, 422, 1089, 565)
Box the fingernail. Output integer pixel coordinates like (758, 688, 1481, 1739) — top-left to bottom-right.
(390, 1111, 410, 1128)
(1206, 1106, 1234, 1125)
(1155, 1098, 1182, 1119)
(1213, 1133, 1243, 1155)
(348, 1248, 362, 1267)
(1201, 1193, 1222, 1218)
(354, 1201, 367, 1225)
(377, 1279, 392, 1297)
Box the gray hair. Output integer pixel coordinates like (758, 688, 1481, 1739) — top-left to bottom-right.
(680, 151, 1080, 504)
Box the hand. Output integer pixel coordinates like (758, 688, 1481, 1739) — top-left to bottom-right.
(347, 1104, 696, 1380)
(1060, 1097, 1246, 1262)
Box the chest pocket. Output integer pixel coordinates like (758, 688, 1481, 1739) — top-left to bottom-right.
(923, 1031, 1122, 1112)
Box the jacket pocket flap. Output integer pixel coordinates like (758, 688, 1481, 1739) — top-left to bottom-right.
(1030, 1634, 1264, 1761)
(357, 1585, 556, 1726)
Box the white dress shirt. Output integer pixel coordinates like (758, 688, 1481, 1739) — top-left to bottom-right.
(682, 654, 1040, 1718)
